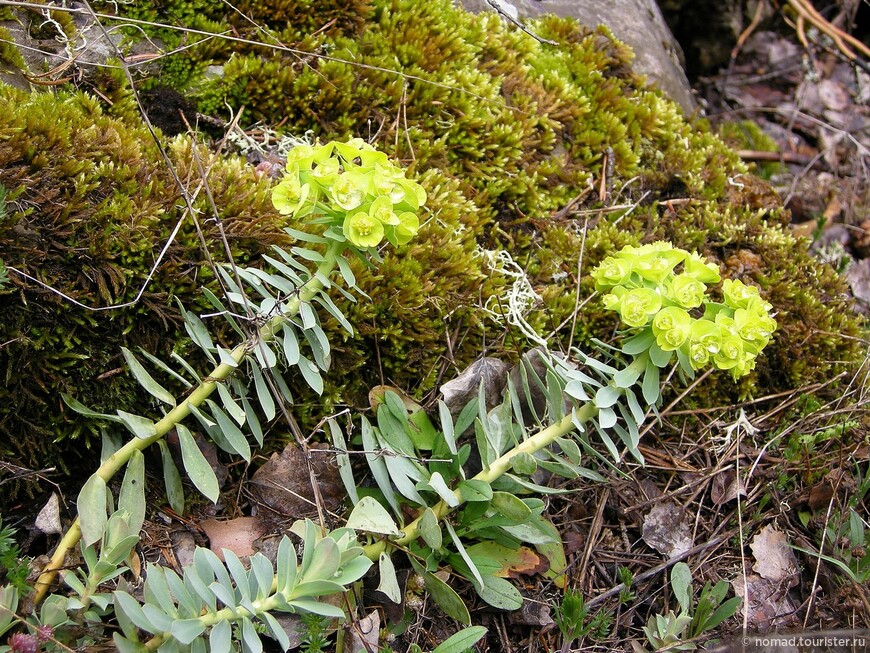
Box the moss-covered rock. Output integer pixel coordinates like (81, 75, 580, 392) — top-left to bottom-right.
(0, 0, 862, 497)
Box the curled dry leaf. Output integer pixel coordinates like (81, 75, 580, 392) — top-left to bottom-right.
(34, 493, 62, 535)
(249, 443, 345, 519)
(440, 357, 511, 416)
(642, 500, 693, 558)
(750, 524, 798, 584)
(199, 516, 266, 560)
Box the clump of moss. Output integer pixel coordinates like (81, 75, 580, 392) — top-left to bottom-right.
(0, 0, 863, 498)
(718, 120, 786, 179)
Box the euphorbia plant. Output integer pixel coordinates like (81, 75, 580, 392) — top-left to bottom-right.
(4, 138, 428, 651)
(1, 135, 777, 651)
(337, 241, 776, 622)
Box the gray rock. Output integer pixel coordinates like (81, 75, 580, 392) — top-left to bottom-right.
(457, 0, 696, 114)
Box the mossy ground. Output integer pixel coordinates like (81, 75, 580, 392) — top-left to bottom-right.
(0, 1, 863, 500)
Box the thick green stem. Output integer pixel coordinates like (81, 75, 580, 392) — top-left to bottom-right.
(34, 242, 344, 604)
(364, 399, 599, 559)
(363, 353, 651, 559)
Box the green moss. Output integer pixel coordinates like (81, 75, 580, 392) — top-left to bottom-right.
(718, 120, 786, 179)
(0, 0, 864, 500)
(0, 27, 27, 72)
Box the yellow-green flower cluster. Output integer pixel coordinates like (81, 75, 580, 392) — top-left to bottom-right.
(592, 243, 777, 378)
(271, 139, 426, 249)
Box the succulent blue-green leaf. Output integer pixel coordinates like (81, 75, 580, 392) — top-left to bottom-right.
(564, 379, 591, 402)
(171, 351, 202, 383)
(313, 292, 354, 334)
(119, 450, 146, 536)
(253, 341, 278, 370)
(138, 349, 193, 388)
(201, 287, 244, 337)
(249, 553, 274, 601)
(446, 522, 483, 586)
(304, 538, 340, 582)
(594, 385, 621, 409)
(454, 398, 478, 439)
(499, 473, 577, 494)
(336, 253, 356, 287)
(643, 357, 661, 405)
(78, 474, 108, 546)
(303, 325, 331, 371)
(180, 306, 216, 362)
(141, 603, 172, 633)
(112, 634, 147, 653)
(594, 420, 621, 461)
(287, 598, 346, 618)
(241, 616, 264, 653)
(209, 619, 231, 652)
(206, 399, 251, 461)
(500, 515, 561, 545)
(491, 492, 532, 523)
(216, 347, 240, 368)
(409, 558, 470, 625)
(183, 563, 215, 612)
(208, 580, 237, 611)
(332, 554, 372, 585)
(649, 342, 672, 368)
(276, 536, 298, 595)
(622, 328, 655, 355)
(613, 363, 642, 389)
(291, 246, 325, 263)
(625, 387, 645, 425)
(458, 479, 493, 502)
(262, 255, 304, 288)
(383, 454, 427, 505)
(239, 393, 264, 448)
(283, 227, 328, 243)
(176, 424, 220, 503)
(291, 579, 346, 599)
(157, 439, 185, 514)
(581, 355, 618, 375)
(427, 472, 460, 507)
(297, 355, 323, 395)
(510, 451, 538, 476)
(555, 437, 582, 466)
(62, 569, 86, 596)
(419, 507, 443, 550)
(377, 405, 414, 456)
(223, 549, 253, 603)
(671, 562, 692, 614)
(431, 626, 488, 653)
(117, 411, 157, 440)
(599, 406, 617, 429)
(121, 347, 175, 406)
(165, 567, 199, 619)
(346, 496, 401, 536)
(217, 382, 246, 426)
(261, 611, 291, 651)
(113, 591, 157, 634)
(170, 619, 206, 645)
(377, 553, 402, 603)
(361, 417, 401, 517)
(281, 324, 300, 366)
(272, 246, 312, 274)
(143, 565, 177, 618)
(328, 419, 359, 504)
(298, 301, 317, 329)
(545, 369, 565, 420)
(438, 400, 457, 454)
